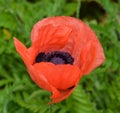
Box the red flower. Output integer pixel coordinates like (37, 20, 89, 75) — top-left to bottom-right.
(14, 16, 105, 103)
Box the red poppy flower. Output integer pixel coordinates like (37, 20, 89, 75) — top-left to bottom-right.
(14, 16, 105, 103)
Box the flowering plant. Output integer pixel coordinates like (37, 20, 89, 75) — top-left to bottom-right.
(14, 16, 105, 103)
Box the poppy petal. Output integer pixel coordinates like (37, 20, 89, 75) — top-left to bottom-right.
(33, 62, 82, 103)
(27, 64, 60, 96)
(29, 63, 76, 103)
(29, 62, 76, 104)
(50, 88, 75, 104)
(31, 24, 72, 52)
(14, 38, 58, 93)
(14, 37, 30, 65)
(80, 41, 105, 75)
(29, 63, 77, 103)
(33, 62, 82, 90)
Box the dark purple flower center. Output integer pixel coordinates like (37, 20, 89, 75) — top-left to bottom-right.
(35, 51, 74, 65)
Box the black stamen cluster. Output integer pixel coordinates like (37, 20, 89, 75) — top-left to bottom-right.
(35, 51, 74, 65)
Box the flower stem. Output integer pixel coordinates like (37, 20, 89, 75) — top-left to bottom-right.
(76, 0, 81, 18)
(49, 104, 53, 113)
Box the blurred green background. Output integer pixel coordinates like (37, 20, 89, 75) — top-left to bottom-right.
(0, 0, 120, 113)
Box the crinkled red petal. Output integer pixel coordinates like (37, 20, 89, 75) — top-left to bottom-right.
(80, 41, 105, 74)
(31, 24, 72, 53)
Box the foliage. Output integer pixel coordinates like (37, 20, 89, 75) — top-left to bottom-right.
(0, 0, 120, 113)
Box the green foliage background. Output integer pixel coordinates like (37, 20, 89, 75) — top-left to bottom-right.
(0, 0, 120, 113)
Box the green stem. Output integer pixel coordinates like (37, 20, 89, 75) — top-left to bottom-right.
(49, 104, 53, 113)
(76, 0, 81, 18)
